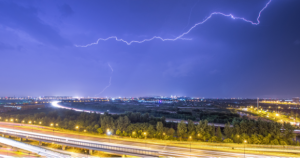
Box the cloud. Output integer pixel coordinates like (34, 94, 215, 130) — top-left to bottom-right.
(0, 1, 71, 47)
(59, 4, 74, 17)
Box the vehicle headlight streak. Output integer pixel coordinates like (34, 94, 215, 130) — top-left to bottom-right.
(75, 0, 272, 46)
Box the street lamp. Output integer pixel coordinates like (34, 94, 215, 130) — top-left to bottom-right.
(143, 132, 147, 147)
(50, 123, 54, 136)
(107, 129, 111, 143)
(76, 126, 79, 138)
(244, 140, 247, 158)
(189, 136, 192, 158)
(28, 121, 33, 132)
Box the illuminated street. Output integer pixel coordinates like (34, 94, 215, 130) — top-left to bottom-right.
(0, 122, 290, 157)
(0, 137, 67, 157)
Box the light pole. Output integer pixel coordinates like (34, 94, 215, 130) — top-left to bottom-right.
(10, 119, 14, 129)
(244, 140, 247, 158)
(50, 123, 54, 136)
(107, 129, 111, 143)
(76, 126, 79, 138)
(143, 132, 147, 148)
(189, 136, 192, 158)
(29, 121, 33, 132)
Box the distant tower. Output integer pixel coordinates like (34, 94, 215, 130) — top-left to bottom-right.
(257, 97, 259, 109)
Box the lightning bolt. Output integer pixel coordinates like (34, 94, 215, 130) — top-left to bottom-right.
(108, 63, 113, 72)
(75, 0, 272, 47)
(182, 0, 199, 32)
(95, 63, 113, 96)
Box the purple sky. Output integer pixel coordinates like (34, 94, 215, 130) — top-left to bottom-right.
(0, 0, 300, 98)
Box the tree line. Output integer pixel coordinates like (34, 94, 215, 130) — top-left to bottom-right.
(0, 109, 298, 145)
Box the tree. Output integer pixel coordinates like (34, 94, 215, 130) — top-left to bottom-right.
(116, 129, 121, 135)
(262, 134, 271, 144)
(216, 126, 222, 141)
(177, 120, 187, 141)
(224, 122, 232, 139)
(240, 120, 248, 134)
(167, 128, 175, 138)
(147, 125, 156, 138)
(210, 124, 215, 137)
(209, 136, 218, 142)
(280, 140, 287, 146)
(116, 116, 124, 131)
(187, 120, 196, 137)
(250, 134, 260, 144)
(97, 128, 103, 134)
(156, 122, 164, 138)
(223, 138, 233, 143)
(282, 122, 295, 141)
(100, 115, 115, 132)
(270, 139, 279, 145)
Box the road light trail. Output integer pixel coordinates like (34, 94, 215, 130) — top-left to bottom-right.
(0, 137, 68, 157)
(0, 125, 280, 157)
(75, 0, 272, 46)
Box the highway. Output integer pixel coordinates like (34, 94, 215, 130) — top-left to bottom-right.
(0, 136, 68, 157)
(0, 123, 279, 157)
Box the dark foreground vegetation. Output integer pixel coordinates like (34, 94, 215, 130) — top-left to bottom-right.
(61, 102, 238, 123)
(1, 108, 298, 145)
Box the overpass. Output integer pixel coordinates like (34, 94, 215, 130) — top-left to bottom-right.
(0, 125, 270, 157)
(0, 127, 158, 157)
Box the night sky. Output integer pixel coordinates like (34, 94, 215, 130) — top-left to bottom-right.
(0, 0, 300, 98)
